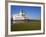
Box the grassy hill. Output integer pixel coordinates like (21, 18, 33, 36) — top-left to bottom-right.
(11, 20, 41, 31)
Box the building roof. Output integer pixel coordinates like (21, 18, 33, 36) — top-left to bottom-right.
(12, 10, 29, 20)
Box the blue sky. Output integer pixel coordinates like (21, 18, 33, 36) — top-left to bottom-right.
(11, 5, 41, 20)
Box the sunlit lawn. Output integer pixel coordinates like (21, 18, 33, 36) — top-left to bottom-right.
(11, 20, 41, 31)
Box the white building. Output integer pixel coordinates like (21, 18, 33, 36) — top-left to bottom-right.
(12, 10, 30, 24)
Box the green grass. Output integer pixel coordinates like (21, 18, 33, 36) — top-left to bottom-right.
(11, 20, 41, 31)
